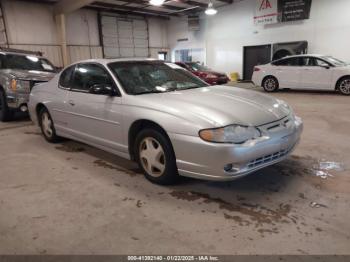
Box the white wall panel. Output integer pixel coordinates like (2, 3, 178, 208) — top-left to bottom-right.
(66, 9, 100, 46)
(2, 0, 58, 45)
(168, 0, 350, 76)
(2, 0, 103, 66)
(148, 17, 168, 59)
(68, 45, 103, 63)
(101, 14, 149, 58)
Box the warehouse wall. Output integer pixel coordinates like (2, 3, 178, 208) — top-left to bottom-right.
(168, 0, 350, 77)
(148, 17, 169, 59)
(1, 0, 102, 66)
(1, 0, 169, 66)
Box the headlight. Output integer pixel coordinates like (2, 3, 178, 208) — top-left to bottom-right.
(10, 79, 31, 93)
(276, 99, 291, 110)
(199, 125, 261, 144)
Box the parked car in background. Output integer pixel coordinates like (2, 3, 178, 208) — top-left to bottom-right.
(252, 54, 350, 95)
(29, 59, 302, 185)
(175, 62, 230, 85)
(0, 48, 57, 121)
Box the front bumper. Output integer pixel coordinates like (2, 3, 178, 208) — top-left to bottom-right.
(6, 92, 30, 110)
(170, 116, 303, 181)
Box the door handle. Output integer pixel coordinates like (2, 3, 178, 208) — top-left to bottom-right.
(68, 100, 75, 106)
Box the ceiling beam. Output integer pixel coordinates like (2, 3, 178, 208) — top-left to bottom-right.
(91, 1, 179, 16)
(122, 0, 190, 11)
(215, 0, 233, 4)
(90, 2, 178, 17)
(87, 6, 170, 19)
(176, 0, 208, 8)
(54, 0, 95, 14)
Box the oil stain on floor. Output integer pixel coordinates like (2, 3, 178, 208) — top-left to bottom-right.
(169, 190, 294, 228)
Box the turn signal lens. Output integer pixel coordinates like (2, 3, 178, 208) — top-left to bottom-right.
(11, 79, 17, 91)
(254, 67, 261, 72)
(199, 128, 224, 142)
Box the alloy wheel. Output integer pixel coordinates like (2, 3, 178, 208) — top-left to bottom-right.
(339, 79, 350, 95)
(42, 111, 53, 138)
(139, 137, 166, 177)
(264, 78, 276, 91)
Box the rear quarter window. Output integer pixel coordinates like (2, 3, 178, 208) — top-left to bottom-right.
(59, 65, 75, 88)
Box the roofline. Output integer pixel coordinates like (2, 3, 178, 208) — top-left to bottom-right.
(65, 57, 163, 67)
(0, 51, 45, 58)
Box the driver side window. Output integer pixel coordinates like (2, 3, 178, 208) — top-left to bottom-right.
(315, 59, 330, 67)
(71, 63, 114, 93)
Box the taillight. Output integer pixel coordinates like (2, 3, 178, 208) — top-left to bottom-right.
(254, 67, 261, 72)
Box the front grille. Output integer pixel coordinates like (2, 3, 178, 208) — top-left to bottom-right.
(247, 147, 292, 169)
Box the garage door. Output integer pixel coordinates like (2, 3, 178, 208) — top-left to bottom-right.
(101, 15, 149, 58)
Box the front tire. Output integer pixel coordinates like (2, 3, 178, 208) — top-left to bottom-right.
(337, 77, 350, 96)
(262, 76, 279, 92)
(135, 128, 179, 185)
(0, 89, 13, 122)
(38, 107, 60, 143)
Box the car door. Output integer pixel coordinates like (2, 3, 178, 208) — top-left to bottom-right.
(65, 63, 124, 153)
(50, 65, 75, 132)
(273, 57, 302, 89)
(299, 57, 333, 90)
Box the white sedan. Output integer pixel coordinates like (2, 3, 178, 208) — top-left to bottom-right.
(252, 54, 350, 95)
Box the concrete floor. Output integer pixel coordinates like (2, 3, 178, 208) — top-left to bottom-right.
(0, 84, 349, 255)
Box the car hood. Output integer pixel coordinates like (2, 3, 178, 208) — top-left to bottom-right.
(130, 86, 290, 127)
(1, 69, 56, 82)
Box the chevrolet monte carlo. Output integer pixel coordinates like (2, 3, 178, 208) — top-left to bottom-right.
(29, 59, 303, 185)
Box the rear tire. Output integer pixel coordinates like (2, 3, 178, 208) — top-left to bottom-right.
(135, 128, 179, 185)
(337, 77, 350, 96)
(0, 89, 14, 122)
(38, 107, 60, 143)
(262, 76, 279, 92)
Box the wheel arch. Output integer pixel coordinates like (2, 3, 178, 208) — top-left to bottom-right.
(35, 103, 47, 122)
(335, 75, 350, 90)
(128, 119, 173, 161)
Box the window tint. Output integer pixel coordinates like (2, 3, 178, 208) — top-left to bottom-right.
(300, 57, 316, 66)
(273, 57, 301, 66)
(59, 65, 75, 88)
(315, 59, 330, 67)
(71, 63, 114, 92)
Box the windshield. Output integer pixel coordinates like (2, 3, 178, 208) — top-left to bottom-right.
(322, 56, 347, 66)
(0, 54, 56, 72)
(187, 62, 210, 72)
(108, 61, 208, 95)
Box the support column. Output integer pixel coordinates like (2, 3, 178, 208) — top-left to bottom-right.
(55, 14, 68, 67)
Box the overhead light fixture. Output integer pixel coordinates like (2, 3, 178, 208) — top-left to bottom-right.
(149, 0, 165, 6)
(205, 1, 217, 15)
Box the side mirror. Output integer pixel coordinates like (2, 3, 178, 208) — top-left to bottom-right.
(320, 65, 330, 69)
(89, 84, 116, 96)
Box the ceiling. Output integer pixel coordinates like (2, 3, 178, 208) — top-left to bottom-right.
(19, 0, 233, 18)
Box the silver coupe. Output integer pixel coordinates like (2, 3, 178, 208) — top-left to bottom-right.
(28, 59, 303, 185)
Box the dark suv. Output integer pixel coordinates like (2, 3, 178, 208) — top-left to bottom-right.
(0, 48, 57, 121)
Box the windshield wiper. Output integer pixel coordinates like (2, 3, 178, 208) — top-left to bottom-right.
(134, 90, 165, 95)
(180, 86, 205, 91)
